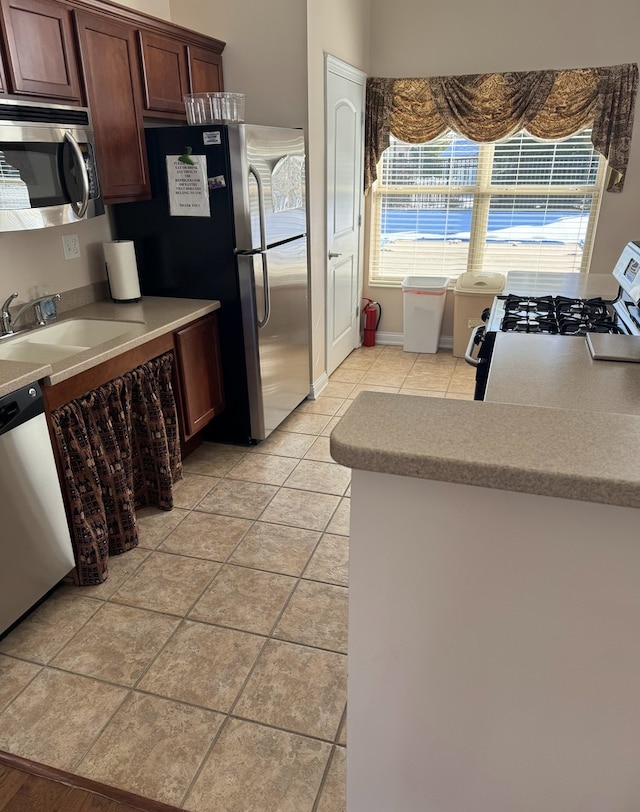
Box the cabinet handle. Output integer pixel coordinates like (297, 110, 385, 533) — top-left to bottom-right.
(328, 251, 342, 259)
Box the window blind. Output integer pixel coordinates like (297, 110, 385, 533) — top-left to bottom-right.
(369, 130, 606, 284)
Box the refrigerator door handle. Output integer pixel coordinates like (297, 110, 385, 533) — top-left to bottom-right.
(249, 164, 267, 251)
(256, 252, 271, 328)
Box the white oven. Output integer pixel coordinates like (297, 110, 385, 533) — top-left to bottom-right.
(465, 241, 640, 399)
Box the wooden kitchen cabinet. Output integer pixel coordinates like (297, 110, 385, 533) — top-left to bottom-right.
(188, 44, 223, 94)
(0, 47, 6, 92)
(42, 312, 225, 449)
(0, 0, 81, 101)
(139, 35, 225, 117)
(138, 29, 188, 115)
(173, 312, 225, 442)
(0, 0, 225, 200)
(75, 10, 149, 203)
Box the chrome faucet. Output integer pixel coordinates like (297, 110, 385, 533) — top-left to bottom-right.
(0, 291, 61, 337)
(0, 292, 18, 335)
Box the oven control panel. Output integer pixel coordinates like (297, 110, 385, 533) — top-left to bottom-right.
(613, 240, 640, 303)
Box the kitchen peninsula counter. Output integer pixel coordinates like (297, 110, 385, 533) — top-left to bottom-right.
(330, 387, 640, 508)
(332, 348, 640, 812)
(0, 296, 220, 397)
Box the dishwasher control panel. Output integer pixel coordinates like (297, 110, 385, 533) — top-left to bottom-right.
(0, 383, 43, 434)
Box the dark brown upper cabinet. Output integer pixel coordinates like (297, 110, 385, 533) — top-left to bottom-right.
(0, 0, 226, 201)
(138, 30, 188, 115)
(0, 46, 6, 92)
(188, 44, 223, 94)
(0, 0, 81, 101)
(75, 10, 149, 202)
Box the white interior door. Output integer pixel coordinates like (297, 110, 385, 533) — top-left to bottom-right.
(325, 55, 366, 375)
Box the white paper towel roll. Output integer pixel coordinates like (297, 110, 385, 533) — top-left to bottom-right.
(103, 240, 141, 302)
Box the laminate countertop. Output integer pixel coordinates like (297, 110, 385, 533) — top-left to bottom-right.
(485, 332, 640, 415)
(0, 296, 220, 398)
(330, 330, 640, 509)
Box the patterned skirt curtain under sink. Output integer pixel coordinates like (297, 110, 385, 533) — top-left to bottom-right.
(50, 352, 182, 586)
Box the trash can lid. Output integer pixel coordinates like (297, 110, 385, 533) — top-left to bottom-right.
(402, 275, 449, 291)
(454, 271, 505, 294)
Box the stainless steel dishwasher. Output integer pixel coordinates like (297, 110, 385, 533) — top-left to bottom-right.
(0, 382, 75, 636)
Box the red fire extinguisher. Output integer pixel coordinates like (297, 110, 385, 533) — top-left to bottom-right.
(362, 299, 382, 347)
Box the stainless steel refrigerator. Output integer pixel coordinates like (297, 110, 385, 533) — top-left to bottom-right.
(113, 124, 310, 444)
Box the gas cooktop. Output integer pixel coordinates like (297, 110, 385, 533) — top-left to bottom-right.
(468, 241, 640, 400)
(493, 293, 626, 336)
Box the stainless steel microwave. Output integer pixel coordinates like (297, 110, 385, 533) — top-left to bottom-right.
(0, 98, 104, 232)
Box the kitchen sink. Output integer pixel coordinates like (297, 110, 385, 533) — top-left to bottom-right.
(0, 318, 144, 364)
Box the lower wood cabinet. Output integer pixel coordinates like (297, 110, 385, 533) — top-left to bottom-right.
(173, 311, 224, 442)
(42, 313, 225, 448)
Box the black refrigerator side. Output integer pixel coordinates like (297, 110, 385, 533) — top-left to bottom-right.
(112, 125, 253, 445)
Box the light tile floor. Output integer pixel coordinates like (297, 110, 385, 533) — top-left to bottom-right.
(0, 345, 474, 811)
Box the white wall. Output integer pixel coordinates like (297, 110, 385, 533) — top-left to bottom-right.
(119, 0, 171, 19)
(0, 213, 113, 306)
(365, 0, 640, 336)
(169, 0, 308, 128)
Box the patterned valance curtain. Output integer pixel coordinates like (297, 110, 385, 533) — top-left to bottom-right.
(50, 353, 182, 586)
(365, 64, 639, 193)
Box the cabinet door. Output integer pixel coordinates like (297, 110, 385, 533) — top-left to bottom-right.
(187, 44, 223, 93)
(139, 30, 188, 115)
(0, 0, 81, 101)
(174, 313, 225, 441)
(75, 11, 149, 203)
(0, 48, 6, 93)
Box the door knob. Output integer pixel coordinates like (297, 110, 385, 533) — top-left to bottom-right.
(328, 251, 342, 259)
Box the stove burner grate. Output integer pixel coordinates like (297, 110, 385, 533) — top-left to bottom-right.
(499, 294, 621, 335)
(502, 315, 558, 334)
(558, 318, 624, 336)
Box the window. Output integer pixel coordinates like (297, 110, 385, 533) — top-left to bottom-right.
(368, 130, 607, 285)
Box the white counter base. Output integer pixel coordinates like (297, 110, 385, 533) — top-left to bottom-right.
(348, 470, 640, 812)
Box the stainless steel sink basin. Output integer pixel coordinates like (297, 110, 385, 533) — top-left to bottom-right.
(0, 318, 144, 364)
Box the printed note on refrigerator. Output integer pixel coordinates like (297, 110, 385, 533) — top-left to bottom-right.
(167, 156, 210, 217)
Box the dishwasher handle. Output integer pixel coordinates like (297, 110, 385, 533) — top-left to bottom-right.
(0, 383, 43, 436)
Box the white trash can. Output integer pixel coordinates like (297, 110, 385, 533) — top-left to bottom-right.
(402, 276, 449, 353)
(452, 271, 505, 357)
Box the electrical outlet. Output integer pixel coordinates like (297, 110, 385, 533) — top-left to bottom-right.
(62, 233, 81, 260)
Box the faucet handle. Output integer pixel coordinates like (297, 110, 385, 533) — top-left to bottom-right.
(1, 291, 18, 312)
(0, 292, 18, 334)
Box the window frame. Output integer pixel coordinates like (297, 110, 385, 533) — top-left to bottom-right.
(368, 132, 608, 287)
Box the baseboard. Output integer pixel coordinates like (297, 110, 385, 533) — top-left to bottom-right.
(376, 332, 454, 350)
(375, 331, 403, 345)
(309, 371, 329, 400)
